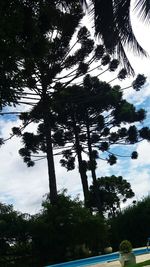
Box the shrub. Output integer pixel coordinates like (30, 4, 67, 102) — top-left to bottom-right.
(119, 240, 132, 253)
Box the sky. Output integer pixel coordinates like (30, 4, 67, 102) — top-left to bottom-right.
(0, 5, 150, 214)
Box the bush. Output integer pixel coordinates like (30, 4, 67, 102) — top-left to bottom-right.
(119, 240, 132, 253)
(31, 193, 108, 265)
(110, 196, 150, 249)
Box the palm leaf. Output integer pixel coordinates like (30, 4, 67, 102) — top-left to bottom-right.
(114, 0, 147, 55)
(80, 0, 88, 7)
(135, 0, 150, 22)
(116, 40, 134, 75)
(84, 0, 148, 73)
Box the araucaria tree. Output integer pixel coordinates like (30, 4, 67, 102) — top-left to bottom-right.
(0, 1, 112, 205)
(52, 71, 150, 210)
(0, 1, 94, 204)
(0, 0, 150, 209)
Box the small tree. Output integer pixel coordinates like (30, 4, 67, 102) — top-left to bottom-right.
(89, 175, 135, 216)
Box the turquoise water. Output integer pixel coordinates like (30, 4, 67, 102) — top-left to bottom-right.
(46, 248, 150, 267)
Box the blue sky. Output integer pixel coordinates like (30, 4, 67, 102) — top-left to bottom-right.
(0, 10, 150, 214)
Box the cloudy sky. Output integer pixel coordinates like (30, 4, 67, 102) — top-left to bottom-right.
(0, 7, 150, 214)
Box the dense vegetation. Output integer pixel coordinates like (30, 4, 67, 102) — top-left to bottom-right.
(1, 196, 150, 266)
(110, 196, 150, 250)
(0, 194, 108, 266)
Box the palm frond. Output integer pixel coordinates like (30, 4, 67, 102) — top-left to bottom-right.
(135, 0, 150, 22)
(115, 0, 147, 56)
(80, 0, 88, 7)
(85, 0, 148, 74)
(116, 40, 134, 75)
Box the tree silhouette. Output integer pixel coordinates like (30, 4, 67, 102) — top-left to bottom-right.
(89, 175, 135, 217)
(1, 2, 117, 205)
(0, 1, 91, 204)
(52, 72, 150, 211)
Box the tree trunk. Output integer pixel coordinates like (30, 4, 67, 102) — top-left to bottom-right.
(71, 111, 89, 207)
(41, 74, 58, 204)
(43, 113, 58, 204)
(85, 110, 102, 214)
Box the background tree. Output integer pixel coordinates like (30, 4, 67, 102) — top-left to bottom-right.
(52, 72, 149, 210)
(89, 175, 135, 216)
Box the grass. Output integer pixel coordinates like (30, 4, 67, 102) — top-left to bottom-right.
(129, 260, 150, 267)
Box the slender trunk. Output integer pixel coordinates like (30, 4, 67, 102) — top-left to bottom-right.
(85, 109, 102, 214)
(71, 111, 89, 207)
(41, 76, 57, 204)
(43, 113, 58, 204)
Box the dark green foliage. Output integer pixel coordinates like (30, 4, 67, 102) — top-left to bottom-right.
(132, 74, 146, 91)
(109, 59, 119, 71)
(0, 198, 108, 266)
(107, 155, 117, 165)
(31, 193, 108, 265)
(128, 260, 150, 267)
(127, 126, 138, 143)
(140, 127, 150, 141)
(0, 0, 25, 109)
(119, 240, 132, 253)
(0, 203, 32, 266)
(114, 101, 146, 124)
(89, 176, 134, 216)
(101, 54, 111, 65)
(94, 45, 105, 59)
(99, 142, 109, 152)
(60, 157, 75, 171)
(110, 196, 150, 250)
(131, 151, 138, 159)
(12, 127, 22, 136)
(118, 69, 127, 80)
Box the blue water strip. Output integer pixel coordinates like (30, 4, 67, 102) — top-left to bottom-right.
(46, 247, 150, 267)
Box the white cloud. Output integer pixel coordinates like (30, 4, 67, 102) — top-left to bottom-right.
(118, 140, 150, 204)
(0, 119, 48, 213)
(133, 141, 150, 166)
(0, 118, 85, 214)
(123, 167, 150, 203)
(124, 80, 150, 106)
